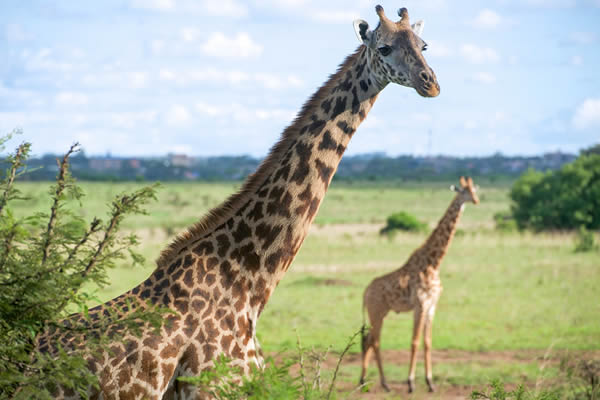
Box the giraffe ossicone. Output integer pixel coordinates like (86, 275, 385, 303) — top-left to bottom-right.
(39, 5, 439, 399)
(359, 176, 479, 394)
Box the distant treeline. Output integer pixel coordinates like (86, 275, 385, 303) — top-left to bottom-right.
(11, 151, 578, 182)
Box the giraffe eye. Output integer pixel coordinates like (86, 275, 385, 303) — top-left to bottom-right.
(378, 45, 392, 56)
(422, 43, 428, 51)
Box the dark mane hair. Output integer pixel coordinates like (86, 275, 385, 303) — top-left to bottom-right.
(156, 46, 365, 268)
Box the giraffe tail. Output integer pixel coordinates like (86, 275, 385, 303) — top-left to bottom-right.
(360, 300, 369, 354)
(361, 324, 369, 355)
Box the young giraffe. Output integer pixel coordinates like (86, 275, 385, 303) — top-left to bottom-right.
(38, 5, 439, 399)
(359, 176, 479, 394)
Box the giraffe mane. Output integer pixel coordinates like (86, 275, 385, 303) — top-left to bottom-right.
(156, 45, 365, 268)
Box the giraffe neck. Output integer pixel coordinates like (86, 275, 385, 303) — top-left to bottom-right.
(420, 195, 465, 270)
(153, 45, 382, 320)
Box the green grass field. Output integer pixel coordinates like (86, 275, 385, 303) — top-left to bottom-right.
(13, 180, 600, 396)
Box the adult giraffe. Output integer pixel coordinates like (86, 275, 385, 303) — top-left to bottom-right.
(39, 5, 439, 399)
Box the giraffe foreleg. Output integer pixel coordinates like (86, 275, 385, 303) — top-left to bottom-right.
(424, 304, 436, 392)
(407, 306, 426, 393)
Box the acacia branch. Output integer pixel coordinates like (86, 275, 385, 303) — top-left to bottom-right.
(0, 222, 18, 273)
(0, 143, 28, 216)
(40, 143, 80, 267)
(80, 214, 119, 279)
(60, 218, 101, 273)
(81, 191, 146, 279)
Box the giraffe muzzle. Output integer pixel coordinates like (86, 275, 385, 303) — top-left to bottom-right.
(415, 69, 440, 98)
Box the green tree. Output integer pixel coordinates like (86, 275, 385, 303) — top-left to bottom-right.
(0, 133, 167, 399)
(580, 143, 600, 157)
(509, 154, 600, 231)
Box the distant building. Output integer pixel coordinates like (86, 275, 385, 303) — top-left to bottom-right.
(89, 158, 123, 171)
(128, 159, 141, 169)
(169, 153, 193, 168)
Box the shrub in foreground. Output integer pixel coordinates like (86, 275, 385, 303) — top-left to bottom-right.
(180, 331, 361, 399)
(0, 133, 167, 398)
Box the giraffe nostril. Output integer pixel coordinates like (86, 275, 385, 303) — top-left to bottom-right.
(419, 71, 430, 82)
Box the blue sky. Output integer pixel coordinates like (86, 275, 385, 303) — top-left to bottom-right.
(1, 0, 599, 157)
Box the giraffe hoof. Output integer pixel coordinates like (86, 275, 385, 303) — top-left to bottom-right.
(382, 382, 391, 392)
(359, 377, 365, 386)
(407, 379, 415, 393)
(426, 377, 435, 392)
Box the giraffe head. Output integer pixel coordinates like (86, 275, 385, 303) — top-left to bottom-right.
(353, 5, 440, 97)
(451, 176, 480, 204)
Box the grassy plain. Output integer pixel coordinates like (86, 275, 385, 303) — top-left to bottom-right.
(13, 180, 600, 396)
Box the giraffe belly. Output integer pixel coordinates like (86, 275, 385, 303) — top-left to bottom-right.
(390, 298, 414, 313)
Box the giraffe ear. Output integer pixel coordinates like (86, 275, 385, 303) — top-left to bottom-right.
(411, 20, 425, 36)
(450, 185, 459, 192)
(353, 19, 374, 46)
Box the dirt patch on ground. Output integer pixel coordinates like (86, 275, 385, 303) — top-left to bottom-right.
(277, 349, 600, 399)
(319, 278, 354, 286)
(309, 223, 384, 237)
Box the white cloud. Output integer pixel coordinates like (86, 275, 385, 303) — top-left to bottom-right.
(130, 72, 149, 88)
(254, 73, 304, 89)
(156, 67, 302, 90)
(200, 0, 248, 18)
(0, 84, 45, 107)
(463, 119, 478, 130)
(166, 105, 192, 125)
(412, 113, 432, 123)
(311, 10, 360, 23)
(190, 68, 249, 84)
(473, 9, 502, 29)
(201, 32, 262, 58)
(525, 0, 576, 7)
(568, 31, 597, 45)
(181, 27, 201, 42)
(151, 40, 166, 54)
(471, 72, 496, 84)
(168, 144, 194, 154)
(460, 44, 499, 64)
(109, 111, 157, 129)
(5, 23, 33, 41)
(24, 48, 74, 72)
(573, 98, 600, 129)
(196, 102, 224, 117)
(195, 102, 295, 122)
(571, 55, 583, 66)
(159, 69, 176, 80)
(55, 92, 89, 106)
(426, 40, 451, 58)
(254, 0, 309, 10)
(132, 0, 248, 17)
(131, 0, 175, 11)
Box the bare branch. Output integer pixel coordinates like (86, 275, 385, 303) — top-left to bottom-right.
(326, 329, 361, 400)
